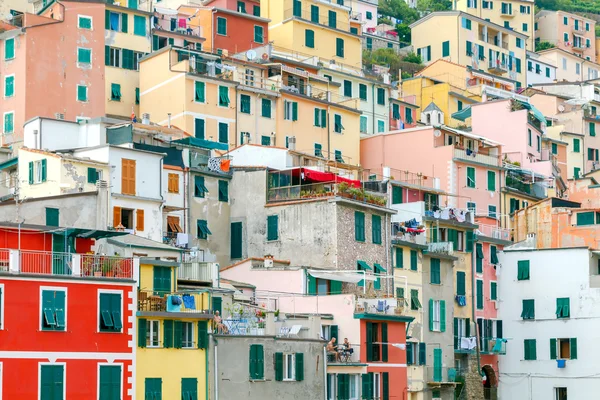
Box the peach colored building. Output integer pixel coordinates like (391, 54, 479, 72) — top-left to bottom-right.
(536, 10, 596, 61)
(0, 1, 106, 144)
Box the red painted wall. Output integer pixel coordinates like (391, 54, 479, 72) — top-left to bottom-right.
(0, 277, 134, 399)
(213, 11, 269, 54)
(359, 319, 408, 399)
(0, 228, 52, 251)
(390, 105, 418, 130)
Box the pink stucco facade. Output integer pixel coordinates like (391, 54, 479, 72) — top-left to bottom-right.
(0, 1, 105, 143)
(360, 127, 502, 214)
(203, 0, 261, 14)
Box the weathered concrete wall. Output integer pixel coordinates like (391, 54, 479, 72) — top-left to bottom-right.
(208, 335, 326, 400)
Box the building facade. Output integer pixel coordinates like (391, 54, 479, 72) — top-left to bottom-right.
(536, 10, 596, 61)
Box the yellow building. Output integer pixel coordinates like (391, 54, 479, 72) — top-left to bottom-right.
(410, 11, 528, 89)
(137, 259, 212, 399)
(140, 47, 237, 146)
(262, 0, 363, 69)
(105, 3, 153, 119)
(455, 0, 535, 51)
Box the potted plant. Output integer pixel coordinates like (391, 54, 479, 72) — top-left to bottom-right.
(274, 309, 280, 321)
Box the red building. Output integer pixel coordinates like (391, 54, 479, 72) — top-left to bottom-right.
(390, 98, 419, 131)
(0, 224, 138, 400)
(357, 314, 413, 399)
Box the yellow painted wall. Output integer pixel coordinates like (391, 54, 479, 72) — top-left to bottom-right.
(392, 244, 423, 328)
(236, 89, 278, 146)
(500, 191, 534, 231)
(139, 263, 176, 292)
(136, 317, 208, 400)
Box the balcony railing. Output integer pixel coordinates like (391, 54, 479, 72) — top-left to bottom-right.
(0, 250, 136, 280)
(190, 153, 232, 175)
(481, 337, 507, 354)
(267, 181, 388, 207)
(427, 242, 454, 255)
(152, 21, 204, 39)
(454, 148, 502, 167)
(138, 289, 209, 314)
(488, 59, 508, 73)
(284, 6, 351, 32)
(528, 113, 543, 132)
(178, 261, 219, 283)
(476, 224, 511, 241)
(426, 366, 458, 383)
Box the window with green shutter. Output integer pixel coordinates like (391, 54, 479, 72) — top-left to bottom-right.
(267, 215, 278, 241)
(343, 80, 352, 97)
(253, 5, 260, 16)
(591, 122, 596, 137)
(442, 40, 450, 57)
(218, 86, 230, 107)
(410, 250, 417, 271)
(87, 167, 99, 184)
(366, 37, 373, 50)
(194, 81, 205, 103)
(521, 299, 535, 320)
(305, 29, 315, 48)
(99, 365, 121, 400)
(524, 339, 536, 360)
(45, 208, 59, 227)
(395, 248, 403, 268)
(5, 38, 15, 60)
(249, 344, 265, 379)
(261, 98, 272, 118)
(487, 170, 496, 191)
(466, 166, 476, 188)
(392, 103, 400, 120)
(4, 75, 14, 97)
(573, 138, 581, 153)
(556, 297, 570, 319)
(360, 115, 367, 133)
(334, 150, 344, 163)
(145, 378, 162, 400)
(334, 114, 343, 133)
(355, 211, 365, 242)
(193, 118, 205, 139)
(78, 15, 92, 29)
(218, 180, 228, 202)
(490, 282, 497, 300)
(328, 10, 337, 28)
(110, 83, 121, 101)
(217, 17, 227, 35)
(350, 27, 358, 34)
(41, 289, 66, 331)
(372, 215, 382, 244)
(99, 292, 122, 332)
(135, 87, 140, 105)
(261, 135, 271, 146)
(218, 122, 228, 144)
(314, 143, 323, 157)
(240, 94, 251, 114)
(336, 38, 344, 58)
(133, 15, 146, 36)
(517, 260, 530, 280)
(577, 211, 595, 226)
(457, 271, 466, 295)
(77, 85, 87, 102)
(552, 143, 558, 154)
(476, 243, 484, 273)
(254, 25, 264, 43)
(181, 378, 198, 400)
(194, 175, 208, 198)
(310, 5, 319, 22)
(476, 279, 483, 309)
(430, 258, 441, 284)
(359, 83, 367, 101)
(410, 289, 421, 310)
(392, 186, 402, 204)
(231, 222, 243, 259)
(40, 365, 64, 400)
(377, 88, 385, 105)
(77, 48, 91, 64)
(153, 266, 172, 295)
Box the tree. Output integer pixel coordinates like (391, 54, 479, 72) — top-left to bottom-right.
(596, 25, 600, 38)
(378, 0, 420, 24)
(396, 23, 412, 44)
(363, 48, 405, 80)
(417, 0, 452, 13)
(535, 41, 556, 52)
(402, 52, 423, 64)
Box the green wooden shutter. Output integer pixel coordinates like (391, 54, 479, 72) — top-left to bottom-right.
(466, 167, 475, 188)
(330, 280, 342, 294)
(138, 318, 147, 348)
(433, 348, 442, 382)
(174, 320, 183, 348)
(330, 325, 338, 342)
(181, 378, 198, 400)
(41, 159, 47, 182)
(465, 230, 474, 252)
(476, 244, 483, 272)
(410, 250, 418, 271)
(362, 373, 373, 398)
(392, 186, 402, 204)
(267, 215, 278, 241)
(372, 215, 381, 244)
(366, 321, 373, 361)
(491, 282, 497, 300)
(194, 118, 205, 139)
(336, 38, 344, 57)
(105, 10, 110, 29)
(310, 5, 319, 22)
(440, 300, 446, 332)
(121, 13, 128, 33)
(381, 323, 388, 361)
(261, 98, 271, 118)
(87, 167, 97, 183)
(428, 298, 434, 331)
(307, 271, 316, 295)
(454, 318, 459, 349)
(355, 211, 365, 242)
(419, 342, 426, 365)
(231, 222, 243, 259)
(570, 338, 577, 359)
(550, 338, 557, 360)
(396, 248, 403, 268)
(249, 345, 256, 378)
(292, 102, 298, 120)
(406, 342, 413, 365)
(590, 122, 596, 136)
(274, 352, 284, 381)
(163, 320, 173, 348)
(476, 280, 484, 309)
(457, 271, 466, 295)
(295, 353, 304, 381)
(382, 372, 389, 400)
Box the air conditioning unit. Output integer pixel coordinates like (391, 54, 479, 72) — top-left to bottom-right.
(96, 180, 108, 188)
(288, 136, 296, 150)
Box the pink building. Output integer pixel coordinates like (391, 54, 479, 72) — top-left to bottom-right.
(390, 98, 418, 131)
(360, 126, 503, 218)
(0, 2, 106, 143)
(202, 0, 261, 15)
(536, 10, 596, 61)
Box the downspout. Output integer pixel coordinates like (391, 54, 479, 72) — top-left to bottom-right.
(323, 346, 328, 400)
(327, 105, 331, 170)
(386, 212, 390, 296)
(211, 9, 217, 54)
(213, 336, 218, 400)
(372, 84, 376, 134)
(472, 237, 483, 376)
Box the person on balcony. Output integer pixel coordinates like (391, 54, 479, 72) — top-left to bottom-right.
(214, 311, 228, 334)
(327, 338, 340, 362)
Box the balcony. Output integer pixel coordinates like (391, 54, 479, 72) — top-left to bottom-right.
(454, 148, 502, 167)
(476, 224, 511, 242)
(426, 366, 458, 385)
(0, 250, 137, 280)
(481, 337, 507, 355)
(177, 261, 219, 284)
(527, 113, 543, 132)
(488, 59, 508, 74)
(355, 298, 408, 316)
(427, 242, 454, 255)
(138, 289, 210, 315)
(189, 152, 232, 176)
(284, 5, 351, 32)
(152, 21, 203, 39)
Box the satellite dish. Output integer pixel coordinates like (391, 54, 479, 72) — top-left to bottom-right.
(558, 104, 565, 112)
(434, 129, 441, 137)
(246, 50, 257, 61)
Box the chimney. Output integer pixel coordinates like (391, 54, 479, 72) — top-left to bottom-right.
(142, 113, 150, 125)
(264, 254, 274, 268)
(167, 113, 172, 128)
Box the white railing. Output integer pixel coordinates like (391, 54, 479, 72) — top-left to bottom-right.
(178, 261, 218, 284)
(454, 148, 501, 167)
(0, 249, 8, 272)
(476, 224, 511, 241)
(427, 242, 454, 255)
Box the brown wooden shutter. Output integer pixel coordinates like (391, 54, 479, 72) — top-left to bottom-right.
(113, 207, 122, 228)
(122, 159, 136, 195)
(136, 209, 145, 231)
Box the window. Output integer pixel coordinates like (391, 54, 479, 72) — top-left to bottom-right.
(360, 116, 367, 133)
(314, 143, 324, 157)
(372, 215, 382, 244)
(466, 167, 475, 188)
(523, 23, 528, 32)
(430, 258, 441, 284)
(99, 365, 121, 400)
(576, 63, 580, 75)
(77, 47, 91, 65)
(40, 364, 65, 399)
(524, 339, 536, 360)
(218, 86, 230, 107)
(392, 186, 402, 204)
(180, 321, 194, 348)
(3, 111, 14, 135)
(555, 388, 568, 400)
(194, 176, 208, 198)
(556, 298, 570, 319)
(467, 0, 477, 7)
(218, 122, 228, 144)
(310, 5, 319, 23)
(167, 173, 179, 194)
(110, 83, 121, 101)
(133, 15, 146, 36)
(521, 299, 535, 320)
(430, 299, 445, 332)
(106, 47, 121, 68)
(487, 170, 496, 191)
(417, 45, 431, 62)
(314, 108, 327, 128)
(284, 101, 298, 121)
(577, 211, 598, 226)
(4, 75, 14, 98)
(197, 219, 211, 239)
(5, 38, 15, 60)
(355, 211, 365, 242)
(461, 17, 472, 30)
(442, 41, 450, 57)
(217, 17, 227, 35)
(231, 222, 243, 259)
(254, 25, 264, 43)
(366, 11, 373, 20)
(181, 378, 198, 400)
(518, 260, 530, 280)
(490, 282, 497, 300)
(45, 208, 59, 227)
(377, 88, 385, 105)
(261, 98, 272, 118)
(336, 38, 344, 58)
(145, 378, 162, 399)
(328, 10, 337, 28)
(146, 320, 160, 347)
(476, 279, 483, 309)
(574, 167, 581, 179)
(395, 248, 404, 269)
(456, 271, 466, 296)
(240, 94, 251, 114)
(359, 83, 367, 101)
(366, 37, 372, 50)
(78, 15, 92, 30)
(516, 38, 523, 48)
(283, 354, 296, 380)
(563, 16, 568, 25)
(590, 122, 596, 137)
(267, 215, 278, 241)
(249, 344, 265, 379)
(562, 58, 567, 70)
(121, 158, 135, 195)
(41, 289, 66, 331)
(305, 29, 315, 48)
(410, 250, 417, 271)
(253, 5, 260, 16)
(194, 118, 205, 139)
(377, 119, 385, 133)
(410, 289, 421, 310)
(488, 205, 497, 219)
(551, 338, 577, 360)
(334, 150, 344, 163)
(343, 80, 352, 98)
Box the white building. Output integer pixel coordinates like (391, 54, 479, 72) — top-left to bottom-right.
(527, 51, 557, 86)
(498, 244, 600, 400)
(344, 0, 379, 31)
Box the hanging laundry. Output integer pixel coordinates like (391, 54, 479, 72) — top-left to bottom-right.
(220, 159, 231, 172)
(182, 294, 196, 310)
(461, 337, 477, 350)
(178, 18, 186, 28)
(208, 157, 222, 172)
(166, 295, 182, 312)
(455, 295, 467, 306)
(492, 338, 507, 353)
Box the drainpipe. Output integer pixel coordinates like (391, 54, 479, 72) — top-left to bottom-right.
(472, 237, 483, 376)
(213, 336, 218, 400)
(327, 105, 332, 170)
(323, 346, 328, 400)
(372, 84, 376, 134)
(385, 212, 390, 296)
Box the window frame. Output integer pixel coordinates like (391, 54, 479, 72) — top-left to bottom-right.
(146, 319, 161, 348)
(432, 300, 441, 331)
(97, 363, 123, 400)
(4, 74, 15, 98)
(78, 15, 93, 30)
(98, 289, 123, 333)
(283, 353, 296, 381)
(76, 84, 88, 103)
(253, 25, 264, 43)
(182, 321, 195, 348)
(216, 16, 227, 36)
(39, 362, 66, 400)
(3, 111, 14, 135)
(77, 47, 92, 67)
(39, 287, 67, 332)
(466, 166, 476, 188)
(4, 38, 15, 60)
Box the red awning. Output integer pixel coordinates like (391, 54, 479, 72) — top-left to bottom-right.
(303, 169, 360, 187)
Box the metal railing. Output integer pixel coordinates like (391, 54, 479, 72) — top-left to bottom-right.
(476, 224, 511, 241)
(427, 242, 454, 255)
(481, 337, 507, 354)
(267, 181, 388, 207)
(80, 254, 134, 279)
(426, 366, 458, 383)
(0, 249, 8, 272)
(454, 148, 502, 167)
(20, 250, 72, 276)
(528, 113, 543, 132)
(138, 290, 209, 314)
(152, 20, 204, 38)
(488, 59, 508, 72)
(284, 6, 351, 32)
(190, 154, 232, 176)
(178, 261, 217, 282)
(454, 336, 476, 353)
